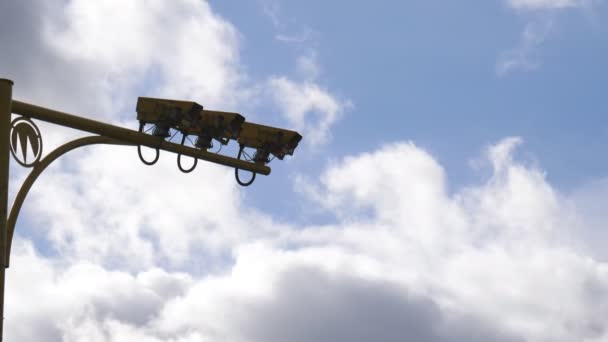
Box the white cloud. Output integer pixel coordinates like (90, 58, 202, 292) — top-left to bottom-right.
(506, 0, 593, 11)
(5, 1, 608, 341)
(296, 52, 321, 80)
(274, 29, 315, 44)
(8, 129, 608, 341)
(498, 0, 594, 75)
(0, 0, 246, 158)
(44, 0, 243, 110)
(570, 178, 608, 261)
(1, 0, 345, 153)
(258, 3, 345, 146)
(497, 18, 554, 75)
(261, 0, 315, 45)
(291, 137, 608, 341)
(267, 76, 350, 146)
(262, 0, 282, 29)
(6, 239, 194, 342)
(0, 0, 267, 269)
(22, 144, 261, 269)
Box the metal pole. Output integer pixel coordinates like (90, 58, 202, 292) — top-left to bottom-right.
(0, 79, 14, 341)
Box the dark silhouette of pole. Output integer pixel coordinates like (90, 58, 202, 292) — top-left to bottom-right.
(0, 79, 13, 342)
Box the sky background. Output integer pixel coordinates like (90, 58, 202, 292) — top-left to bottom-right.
(1, 0, 608, 341)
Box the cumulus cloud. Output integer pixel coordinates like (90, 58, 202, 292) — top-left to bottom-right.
(7, 240, 193, 342)
(570, 178, 608, 262)
(2, 0, 239, 117)
(8, 134, 608, 341)
(4, 1, 608, 341)
(1, 0, 345, 153)
(1, 0, 347, 267)
(8, 240, 520, 341)
(0, 0, 246, 158)
(267, 76, 349, 146)
(44, 0, 244, 112)
(22, 144, 266, 269)
(155, 261, 520, 342)
(290, 138, 608, 341)
(267, 52, 350, 147)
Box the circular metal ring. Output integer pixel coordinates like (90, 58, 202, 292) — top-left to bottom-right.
(177, 135, 197, 173)
(9, 116, 43, 167)
(137, 121, 160, 166)
(235, 144, 256, 186)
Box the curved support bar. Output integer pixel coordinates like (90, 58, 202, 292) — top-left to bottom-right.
(137, 144, 160, 165)
(177, 135, 197, 173)
(235, 145, 256, 187)
(137, 122, 159, 165)
(5, 136, 133, 267)
(235, 168, 256, 186)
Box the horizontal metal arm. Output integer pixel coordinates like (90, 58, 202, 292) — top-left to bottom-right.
(10, 100, 271, 175)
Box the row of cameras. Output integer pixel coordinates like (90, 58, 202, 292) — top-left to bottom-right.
(136, 97, 302, 165)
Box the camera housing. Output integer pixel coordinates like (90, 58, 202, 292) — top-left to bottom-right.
(136, 97, 202, 138)
(237, 122, 302, 163)
(136, 97, 246, 149)
(135, 97, 303, 185)
(183, 109, 245, 149)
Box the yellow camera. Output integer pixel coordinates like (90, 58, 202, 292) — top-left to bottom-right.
(136, 97, 246, 149)
(135, 97, 303, 185)
(237, 122, 302, 163)
(136, 97, 202, 138)
(184, 109, 245, 149)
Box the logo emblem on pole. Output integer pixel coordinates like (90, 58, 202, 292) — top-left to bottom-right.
(9, 117, 43, 167)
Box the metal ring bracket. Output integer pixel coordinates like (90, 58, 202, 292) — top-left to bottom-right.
(137, 122, 160, 165)
(177, 135, 197, 173)
(235, 144, 256, 186)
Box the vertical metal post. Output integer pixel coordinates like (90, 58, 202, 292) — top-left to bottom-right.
(0, 79, 13, 342)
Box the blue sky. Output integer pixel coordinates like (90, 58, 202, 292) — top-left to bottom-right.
(255, 1, 604, 176)
(2, 1, 608, 341)
(208, 0, 608, 220)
